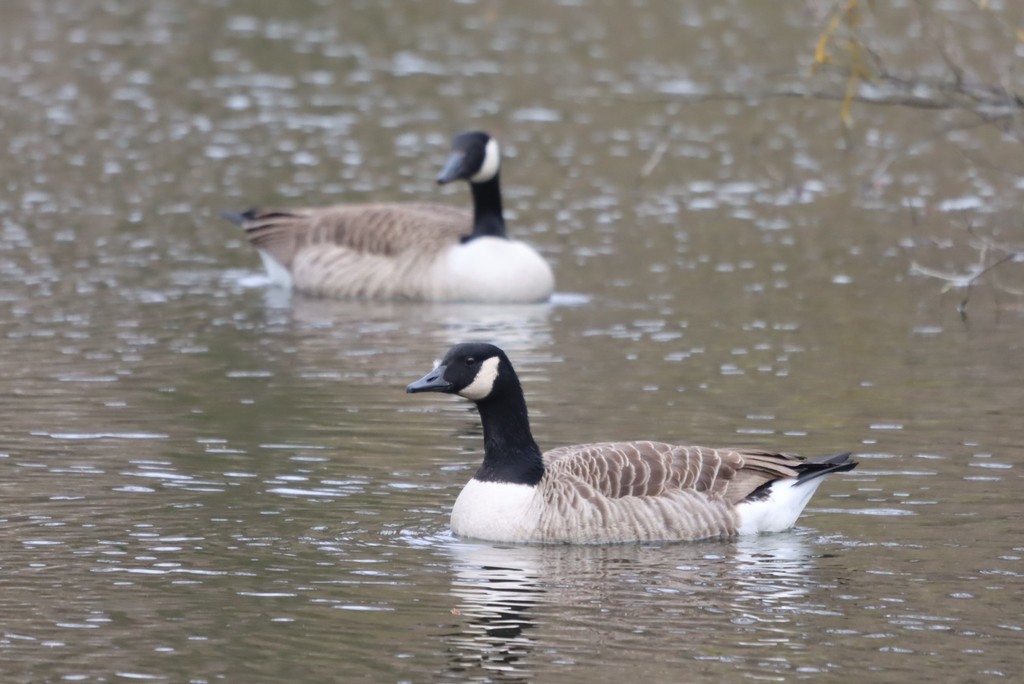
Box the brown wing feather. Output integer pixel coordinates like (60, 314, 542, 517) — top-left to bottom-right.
(543, 441, 804, 505)
(234, 203, 472, 266)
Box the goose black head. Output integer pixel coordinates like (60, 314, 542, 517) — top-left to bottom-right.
(406, 342, 510, 401)
(436, 131, 500, 186)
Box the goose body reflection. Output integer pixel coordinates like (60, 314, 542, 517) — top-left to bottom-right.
(444, 542, 545, 679)
(439, 533, 826, 680)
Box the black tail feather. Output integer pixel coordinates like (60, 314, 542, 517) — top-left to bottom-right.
(220, 209, 261, 225)
(746, 452, 857, 502)
(795, 451, 858, 484)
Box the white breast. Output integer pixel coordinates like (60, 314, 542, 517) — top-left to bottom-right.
(450, 479, 541, 542)
(432, 237, 554, 303)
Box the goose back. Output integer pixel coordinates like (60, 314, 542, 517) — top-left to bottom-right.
(451, 442, 817, 544)
(237, 204, 471, 266)
(231, 204, 488, 299)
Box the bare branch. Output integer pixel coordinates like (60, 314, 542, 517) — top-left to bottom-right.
(912, 248, 1020, 317)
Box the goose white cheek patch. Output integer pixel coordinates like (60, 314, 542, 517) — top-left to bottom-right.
(458, 356, 500, 400)
(470, 138, 500, 183)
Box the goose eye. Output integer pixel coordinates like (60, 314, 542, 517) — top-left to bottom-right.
(465, 357, 476, 366)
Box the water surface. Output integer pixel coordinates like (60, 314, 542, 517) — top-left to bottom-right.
(1, 1, 1022, 682)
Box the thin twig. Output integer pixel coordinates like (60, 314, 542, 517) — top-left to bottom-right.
(640, 139, 671, 179)
(869, 113, 1010, 190)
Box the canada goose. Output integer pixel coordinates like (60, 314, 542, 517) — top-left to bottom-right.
(222, 131, 554, 302)
(407, 342, 858, 544)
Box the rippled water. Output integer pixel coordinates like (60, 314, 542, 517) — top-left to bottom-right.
(2, 1, 1023, 682)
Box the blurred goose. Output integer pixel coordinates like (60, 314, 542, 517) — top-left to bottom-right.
(222, 131, 554, 302)
(407, 342, 857, 544)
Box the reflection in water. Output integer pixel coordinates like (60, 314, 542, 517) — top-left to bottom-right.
(283, 296, 560, 358)
(444, 543, 545, 680)
(437, 533, 820, 680)
(730, 533, 818, 604)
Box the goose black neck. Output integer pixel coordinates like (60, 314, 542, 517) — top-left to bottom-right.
(467, 174, 507, 240)
(472, 377, 544, 486)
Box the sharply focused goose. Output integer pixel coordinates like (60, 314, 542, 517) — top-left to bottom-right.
(407, 343, 858, 544)
(222, 131, 554, 302)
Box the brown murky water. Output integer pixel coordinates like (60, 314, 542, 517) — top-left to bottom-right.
(1, 1, 1022, 682)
